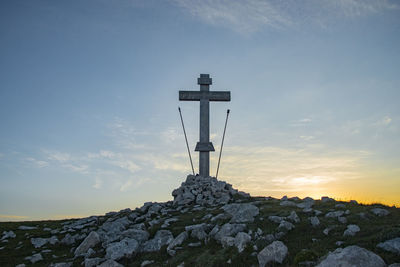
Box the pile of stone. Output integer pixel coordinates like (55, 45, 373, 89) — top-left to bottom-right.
(171, 174, 249, 206)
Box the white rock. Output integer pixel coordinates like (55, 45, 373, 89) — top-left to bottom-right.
(371, 208, 390, 217)
(343, 224, 360, 237)
(31, 238, 48, 248)
(167, 231, 188, 252)
(97, 259, 124, 267)
(316, 245, 385, 267)
(377, 237, 400, 255)
(141, 260, 155, 267)
(222, 203, 259, 223)
(325, 211, 344, 218)
(321, 196, 335, 203)
(257, 241, 288, 267)
(287, 211, 300, 223)
(338, 217, 347, 224)
(121, 229, 149, 243)
(280, 200, 297, 207)
(141, 230, 173, 252)
(1, 230, 16, 240)
(18, 226, 37, 230)
(25, 253, 43, 263)
(268, 216, 284, 224)
(84, 257, 103, 267)
(106, 238, 139, 260)
(74, 231, 100, 256)
(278, 220, 294, 231)
(234, 232, 251, 253)
(310, 216, 320, 227)
(220, 236, 235, 247)
(214, 223, 246, 243)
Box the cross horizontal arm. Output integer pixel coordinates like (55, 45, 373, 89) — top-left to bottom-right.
(179, 91, 231, 101)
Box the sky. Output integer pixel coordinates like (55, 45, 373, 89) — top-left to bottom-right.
(0, 0, 399, 221)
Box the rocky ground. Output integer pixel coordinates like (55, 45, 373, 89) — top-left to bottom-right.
(1, 175, 399, 267)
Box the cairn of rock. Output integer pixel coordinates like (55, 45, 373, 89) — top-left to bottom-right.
(171, 175, 249, 206)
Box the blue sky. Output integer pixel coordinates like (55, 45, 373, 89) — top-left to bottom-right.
(0, 0, 399, 221)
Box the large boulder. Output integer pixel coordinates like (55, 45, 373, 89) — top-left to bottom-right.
(222, 203, 259, 223)
(214, 223, 246, 243)
(377, 237, 400, 255)
(316, 245, 385, 267)
(74, 231, 101, 256)
(234, 232, 251, 253)
(105, 238, 139, 261)
(371, 208, 390, 217)
(141, 230, 174, 252)
(121, 229, 149, 244)
(257, 241, 288, 267)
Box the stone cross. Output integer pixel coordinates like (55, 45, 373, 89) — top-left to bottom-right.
(179, 74, 231, 177)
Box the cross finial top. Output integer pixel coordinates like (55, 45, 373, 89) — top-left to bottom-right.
(198, 74, 212, 85)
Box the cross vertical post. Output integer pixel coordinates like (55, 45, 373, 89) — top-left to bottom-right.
(179, 74, 231, 177)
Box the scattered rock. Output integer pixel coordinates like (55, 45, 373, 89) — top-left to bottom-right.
(309, 216, 320, 227)
(141, 230, 173, 252)
(1, 230, 16, 240)
(343, 224, 360, 237)
(287, 211, 300, 223)
(25, 253, 43, 263)
(97, 259, 124, 267)
(167, 231, 188, 255)
(84, 257, 103, 267)
(106, 238, 139, 260)
(377, 237, 400, 255)
(214, 223, 246, 243)
(278, 220, 295, 231)
(74, 231, 100, 256)
(222, 203, 259, 223)
(141, 260, 155, 267)
(280, 200, 297, 207)
(321, 196, 335, 203)
(257, 241, 288, 267)
(234, 232, 251, 253)
(316, 245, 385, 267)
(335, 204, 346, 209)
(18, 226, 38, 230)
(325, 211, 344, 218)
(371, 208, 390, 217)
(338, 217, 347, 224)
(121, 229, 149, 243)
(268, 216, 284, 224)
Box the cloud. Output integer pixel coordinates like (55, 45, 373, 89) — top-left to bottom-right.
(120, 179, 133, 192)
(173, 0, 291, 34)
(93, 177, 103, 189)
(113, 159, 141, 174)
(382, 116, 392, 125)
(44, 151, 71, 162)
(26, 157, 49, 168)
(173, 0, 398, 34)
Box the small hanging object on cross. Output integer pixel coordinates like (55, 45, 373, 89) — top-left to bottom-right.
(178, 107, 195, 175)
(216, 109, 230, 179)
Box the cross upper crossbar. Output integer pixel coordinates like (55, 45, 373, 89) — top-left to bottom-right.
(179, 91, 231, 101)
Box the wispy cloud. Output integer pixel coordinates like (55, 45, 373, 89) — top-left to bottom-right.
(173, 0, 398, 34)
(93, 177, 103, 189)
(44, 151, 71, 162)
(26, 157, 49, 168)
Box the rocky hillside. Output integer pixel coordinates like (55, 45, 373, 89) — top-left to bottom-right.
(1, 175, 399, 267)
